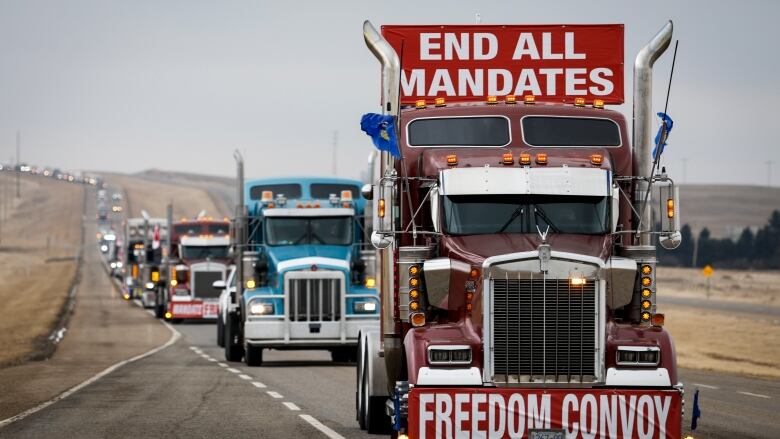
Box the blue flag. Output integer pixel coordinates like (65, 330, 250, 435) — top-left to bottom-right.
(360, 113, 400, 158)
(652, 112, 674, 160)
(691, 389, 701, 431)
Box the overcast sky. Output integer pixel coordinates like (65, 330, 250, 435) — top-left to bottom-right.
(0, 0, 778, 185)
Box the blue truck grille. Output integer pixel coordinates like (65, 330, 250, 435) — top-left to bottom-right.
(288, 277, 341, 322)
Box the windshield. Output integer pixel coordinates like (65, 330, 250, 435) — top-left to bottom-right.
(408, 117, 510, 146)
(180, 245, 230, 260)
(266, 217, 352, 246)
(443, 195, 609, 235)
(522, 117, 621, 147)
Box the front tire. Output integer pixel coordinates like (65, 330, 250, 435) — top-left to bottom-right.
(331, 347, 356, 363)
(244, 344, 263, 366)
(224, 311, 243, 362)
(216, 314, 225, 347)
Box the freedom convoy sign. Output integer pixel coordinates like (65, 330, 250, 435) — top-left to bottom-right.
(409, 388, 682, 439)
(382, 25, 624, 105)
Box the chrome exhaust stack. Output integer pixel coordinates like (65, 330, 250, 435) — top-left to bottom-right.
(632, 21, 673, 246)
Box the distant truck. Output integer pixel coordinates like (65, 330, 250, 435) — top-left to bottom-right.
(121, 216, 168, 308)
(159, 217, 231, 322)
(356, 21, 685, 436)
(223, 177, 379, 366)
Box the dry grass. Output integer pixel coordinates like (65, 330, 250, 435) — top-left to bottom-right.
(658, 266, 780, 306)
(0, 174, 84, 366)
(104, 173, 222, 219)
(664, 305, 780, 379)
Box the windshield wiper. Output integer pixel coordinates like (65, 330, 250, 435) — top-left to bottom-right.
(497, 205, 524, 233)
(532, 204, 560, 234)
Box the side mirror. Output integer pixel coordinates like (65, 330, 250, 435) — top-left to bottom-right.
(658, 184, 681, 250)
(361, 183, 373, 200)
(212, 280, 226, 289)
(371, 231, 393, 249)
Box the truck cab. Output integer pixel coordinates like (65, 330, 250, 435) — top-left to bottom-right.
(224, 177, 379, 366)
(162, 218, 231, 322)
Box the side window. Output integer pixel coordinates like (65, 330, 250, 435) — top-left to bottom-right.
(228, 269, 237, 287)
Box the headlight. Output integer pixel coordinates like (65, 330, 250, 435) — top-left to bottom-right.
(145, 282, 155, 290)
(364, 277, 376, 288)
(110, 262, 117, 268)
(616, 346, 660, 366)
(100, 245, 108, 252)
(249, 302, 274, 316)
(116, 261, 123, 268)
(427, 345, 472, 366)
(352, 301, 377, 313)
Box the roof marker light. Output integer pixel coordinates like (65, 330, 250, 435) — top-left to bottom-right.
(261, 190, 273, 202)
(486, 95, 498, 105)
(502, 153, 514, 165)
(434, 97, 446, 107)
(574, 97, 586, 107)
(505, 95, 517, 104)
(446, 154, 458, 166)
(519, 153, 531, 165)
(523, 95, 536, 104)
(590, 154, 603, 166)
(593, 99, 605, 109)
(535, 153, 548, 165)
(340, 190, 353, 201)
(415, 100, 427, 109)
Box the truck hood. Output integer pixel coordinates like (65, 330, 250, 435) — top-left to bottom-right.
(441, 234, 612, 267)
(266, 245, 352, 272)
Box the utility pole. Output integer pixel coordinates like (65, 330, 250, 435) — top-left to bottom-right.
(16, 130, 20, 198)
(767, 160, 775, 187)
(332, 130, 338, 176)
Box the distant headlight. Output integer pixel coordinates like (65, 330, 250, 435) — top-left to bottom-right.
(110, 262, 117, 269)
(249, 302, 274, 316)
(352, 301, 377, 314)
(100, 245, 108, 252)
(116, 261, 123, 268)
(144, 282, 155, 290)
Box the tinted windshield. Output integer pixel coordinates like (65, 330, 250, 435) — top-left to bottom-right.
(180, 245, 230, 260)
(266, 217, 352, 246)
(522, 117, 621, 147)
(250, 184, 302, 200)
(207, 224, 229, 235)
(408, 117, 510, 146)
(443, 195, 609, 235)
(310, 184, 360, 200)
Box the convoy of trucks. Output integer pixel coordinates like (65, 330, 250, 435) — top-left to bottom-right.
(87, 16, 690, 439)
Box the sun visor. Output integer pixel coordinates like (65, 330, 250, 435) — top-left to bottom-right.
(439, 166, 610, 197)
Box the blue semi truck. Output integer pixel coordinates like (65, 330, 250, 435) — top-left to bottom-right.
(222, 177, 379, 366)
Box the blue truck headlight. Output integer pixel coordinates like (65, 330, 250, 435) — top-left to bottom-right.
(352, 301, 377, 314)
(249, 302, 274, 316)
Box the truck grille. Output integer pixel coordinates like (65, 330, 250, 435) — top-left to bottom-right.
(492, 277, 596, 383)
(193, 271, 222, 298)
(288, 276, 342, 322)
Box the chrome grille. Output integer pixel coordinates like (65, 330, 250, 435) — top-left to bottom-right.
(288, 276, 342, 322)
(492, 276, 596, 383)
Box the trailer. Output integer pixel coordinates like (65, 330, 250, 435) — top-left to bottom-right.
(356, 21, 685, 438)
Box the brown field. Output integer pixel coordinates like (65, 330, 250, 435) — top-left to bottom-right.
(0, 174, 84, 366)
(104, 173, 224, 218)
(658, 266, 780, 379)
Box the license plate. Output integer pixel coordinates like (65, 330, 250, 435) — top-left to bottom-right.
(530, 430, 565, 439)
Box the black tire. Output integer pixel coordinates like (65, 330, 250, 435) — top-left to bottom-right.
(216, 314, 225, 347)
(331, 347, 357, 363)
(154, 294, 165, 319)
(366, 395, 391, 434)
(170, 319, 183, 324)
(244, 344, 263, 366)
(224, 311, 243, 362)
(357, 350, 367, 430)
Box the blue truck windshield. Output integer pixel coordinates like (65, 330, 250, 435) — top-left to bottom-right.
(266, 217, 352, 246)
(443, 195, 609, 235)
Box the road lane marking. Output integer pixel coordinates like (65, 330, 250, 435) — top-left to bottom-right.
(252, 381, 267, 388)
(218, 362, 228, 367)
(692, 383, 719, 390)
(0, 317, 181, 428)
(146, 310, 155, 316)
(208, 358, 218, 362)
(299, 414, 345, 439)
(267, 391, 283, 399)
(227, 368, 241, 373)
(189, 346, 198, 350)
(283, 402, 301, 411)
(738, 391, 771, 399)
(238, 374, 252, 380)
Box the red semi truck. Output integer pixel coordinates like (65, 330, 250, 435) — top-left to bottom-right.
(356, 21, 684, 438)
(160, 217, 232, 322)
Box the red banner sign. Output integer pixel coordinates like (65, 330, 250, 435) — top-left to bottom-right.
(382, 25, 624, 104)
(409, 388, 681, 438)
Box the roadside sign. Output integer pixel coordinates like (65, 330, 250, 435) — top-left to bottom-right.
(703, 264, 713, 277)
(382, 24, 625, 104)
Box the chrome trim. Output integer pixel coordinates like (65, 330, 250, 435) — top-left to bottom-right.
(519, 115, 623, 148)
(405, 115, 512, 148)
(427, 345, 473, 366)
(283, 270, 347, 343)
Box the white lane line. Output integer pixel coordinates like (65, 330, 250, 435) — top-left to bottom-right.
(252, 381, 267, 388)
(227, 368, 241, 374)
(267, 391, 284, 399)
(299, 414, 345, 439)
(238, 374, 252, 380)
(133, 299, 143, 307)
(218, 362, 228, 367)
(146, 310, 155, 316)
(0, 318, 181, 428)
(692, 383, 720, 390)
(283, 402, 301, 411)
(189, 346, 199, 350)
(208, 358, 218, 362)
(738, 391, 771, 399)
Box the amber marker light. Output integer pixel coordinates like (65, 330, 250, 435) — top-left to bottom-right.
(165, 312, 172, 319)
(593, 99, 605, 109)
(410, 313, 426, 327)
(590, 154, 603, 166)
(536, 153, 548, 165)
(502, 153, 514, 165)
(486, 95, 498, 104)
(652, 313, 665, 327)
(469, 268, 480, 279)
(409, 289, 420, 299)
(519, 153, 531, 165)
(523, 95, 536, 104)
(409, 301, 420, 311)
(574, 97, 586, 107)
(641, 300, 652, 310)
(415, 99, 426, 109)
(505, 94, 517, 104)
(667, 199, 675, 218)
(434, 97, 446, 107)
(378, 199, 385, 218)
(446, 154, 458, 166)
(641, 311, 651, 321)
(409, 265, 420, 276)
(409, 277, 420, 288)
(642, 288, 652, 298)
(641, 276, 652, 287)
(641, 264, 653, 275)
